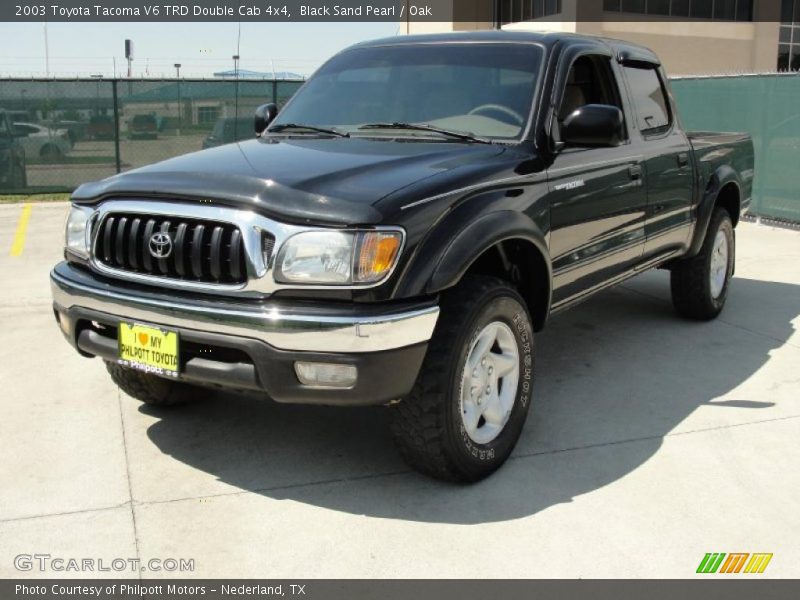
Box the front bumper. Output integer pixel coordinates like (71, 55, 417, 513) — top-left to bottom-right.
(51, 262, 439, 405)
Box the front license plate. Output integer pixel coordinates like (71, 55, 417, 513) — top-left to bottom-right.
(118, 322, 180, 377)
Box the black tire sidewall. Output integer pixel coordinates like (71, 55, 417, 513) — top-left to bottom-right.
(41, 145, 60, 159)
(442, 288, 534, 478)
(105, 360, 195, 406)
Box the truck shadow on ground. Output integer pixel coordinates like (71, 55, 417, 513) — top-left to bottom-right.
(142, 272, 799, 524)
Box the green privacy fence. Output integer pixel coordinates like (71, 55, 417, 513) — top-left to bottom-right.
(2, 74, 799, 223)
(0, 78, 304, 194)
(671, 74, 800, 223)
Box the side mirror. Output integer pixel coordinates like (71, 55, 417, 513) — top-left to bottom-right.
(561, 104, 624, 147)
(254, 103, 279, 135)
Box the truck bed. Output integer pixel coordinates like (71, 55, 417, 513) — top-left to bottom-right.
(687, 131, 754, 211)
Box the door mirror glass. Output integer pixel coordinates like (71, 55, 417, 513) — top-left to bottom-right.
(561, 104, 624, 147)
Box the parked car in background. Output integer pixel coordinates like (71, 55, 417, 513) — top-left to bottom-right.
(42, 119, 86, 146)
(12, 122, 72, 159)
(128, 114, 159, 140)
(0, 110, 26, 188)
(202, 116, 254, 149)
(86, 115, 114, 140)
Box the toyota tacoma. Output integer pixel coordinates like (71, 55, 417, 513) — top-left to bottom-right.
(51, 32, 754, 482)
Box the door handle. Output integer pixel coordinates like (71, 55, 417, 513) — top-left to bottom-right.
(677, 153, 689, 167)
(628, 165, 642, 180)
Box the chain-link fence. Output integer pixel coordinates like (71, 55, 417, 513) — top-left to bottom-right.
(671, 73, 800, 223)
(1, 75, 798, 223)
(0, 78, 303, 193)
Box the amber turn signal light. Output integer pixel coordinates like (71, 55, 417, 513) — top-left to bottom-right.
(355, 232, 402, 283)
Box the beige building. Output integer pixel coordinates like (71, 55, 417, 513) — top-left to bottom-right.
(403, 0, 799, 76)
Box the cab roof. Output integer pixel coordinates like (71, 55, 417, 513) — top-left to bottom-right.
(352, 30, 660, 66)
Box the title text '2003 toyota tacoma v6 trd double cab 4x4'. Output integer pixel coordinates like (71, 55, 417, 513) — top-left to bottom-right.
(51, 32, 754, 482)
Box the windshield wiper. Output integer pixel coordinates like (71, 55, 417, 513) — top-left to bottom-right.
(358, 122, 491, 144)
(267, 123, 350, 137)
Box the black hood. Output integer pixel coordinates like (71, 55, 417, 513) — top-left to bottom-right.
(72, 137, 510, 226)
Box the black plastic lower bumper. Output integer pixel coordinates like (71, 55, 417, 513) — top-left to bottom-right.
(55, 305, 428, 406)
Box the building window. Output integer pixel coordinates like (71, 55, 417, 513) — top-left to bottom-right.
(779, 0, 800, 71)
(498, 0, 562, 25)
(197, 106, 220, 124)
(603, 0, 753, 21)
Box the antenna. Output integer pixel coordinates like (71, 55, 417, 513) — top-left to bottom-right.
(44, 21, 50, 76)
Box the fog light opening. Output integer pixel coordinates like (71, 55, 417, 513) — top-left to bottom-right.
(294, 362, 357, 389)
(55, 310, 72, 337)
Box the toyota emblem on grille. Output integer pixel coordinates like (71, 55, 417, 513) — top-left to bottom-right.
(148, 232, 173, 259)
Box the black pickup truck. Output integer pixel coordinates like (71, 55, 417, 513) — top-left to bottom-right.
(51, 31, 754, 482)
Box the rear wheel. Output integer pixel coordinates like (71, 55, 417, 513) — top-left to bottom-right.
(670, 207, 735, 320)
(40, 144, 62, 159)
(105, 361, 199, 406)
(391, 275, 534, 482)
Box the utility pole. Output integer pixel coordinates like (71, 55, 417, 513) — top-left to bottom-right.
(125, 39, 134, 77)
(232, 54, 240, 121)
(174, 63, 182, 137)
(44, 21, 50, 76)
(90, 74, 102, 116)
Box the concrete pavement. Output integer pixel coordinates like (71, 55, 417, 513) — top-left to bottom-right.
(1, 201, 798, 578)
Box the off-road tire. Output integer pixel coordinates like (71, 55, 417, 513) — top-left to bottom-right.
(670, 208, 735, 320)
(105, 361, 198, 406)
(390, 275, 535, 482)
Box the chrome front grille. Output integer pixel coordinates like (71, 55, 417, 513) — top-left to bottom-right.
(94, 213, 259, 285)
(85, 199, 401, 296)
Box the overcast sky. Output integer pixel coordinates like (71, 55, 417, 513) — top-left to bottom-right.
(0, 21, 400, 78)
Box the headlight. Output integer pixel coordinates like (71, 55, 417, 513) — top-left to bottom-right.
(275, 230, 403, 285)
(64, 205, 94, 259)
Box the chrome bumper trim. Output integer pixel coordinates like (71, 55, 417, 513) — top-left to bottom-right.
(50, 268, 439, 354)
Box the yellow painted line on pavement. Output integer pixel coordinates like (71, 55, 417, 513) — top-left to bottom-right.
(9, 203, 33, 257)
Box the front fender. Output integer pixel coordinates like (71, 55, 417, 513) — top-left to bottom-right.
(428, 210, 551, 293)
(394, 201, 551, 303)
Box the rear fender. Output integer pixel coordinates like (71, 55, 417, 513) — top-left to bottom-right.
(687, 165, 741, 258)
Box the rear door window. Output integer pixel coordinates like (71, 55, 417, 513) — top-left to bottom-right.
(623, 65, 671, 134)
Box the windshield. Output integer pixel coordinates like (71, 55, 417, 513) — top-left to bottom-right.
(272, 43, 544, 141)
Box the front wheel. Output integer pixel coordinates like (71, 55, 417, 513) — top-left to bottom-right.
(391, 275, 534, 482)
(670, 207, 735, 320)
